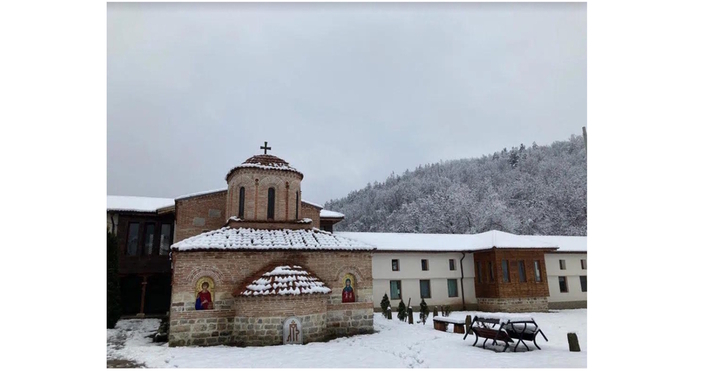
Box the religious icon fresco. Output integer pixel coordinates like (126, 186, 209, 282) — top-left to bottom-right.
(342, 273, 356, 303)
(195, 277, 215, 310)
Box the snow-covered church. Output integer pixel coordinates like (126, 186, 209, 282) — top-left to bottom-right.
(107, 144, 586, 347)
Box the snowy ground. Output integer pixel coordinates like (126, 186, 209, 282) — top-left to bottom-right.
(107, 309, 586, 368)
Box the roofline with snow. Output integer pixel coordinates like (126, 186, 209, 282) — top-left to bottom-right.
(174, 188, 227, 201)
(469, 246, 559, 253)
(172, 246, 376, 252)
(107, 207, 174, 214)
(545, 249, 588, 254)
(301, 200, 323, 210)
(372, 249, 470, 253)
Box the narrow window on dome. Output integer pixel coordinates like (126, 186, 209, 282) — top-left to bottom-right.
(295, 191, 299, 219)
(267, 187, 275, 219)
(238, 187, 245, 218)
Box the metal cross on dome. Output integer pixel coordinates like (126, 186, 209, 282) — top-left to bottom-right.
(260, 141, 272, 154)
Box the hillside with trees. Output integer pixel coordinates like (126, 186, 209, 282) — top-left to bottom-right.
(324, 135, 586, 236)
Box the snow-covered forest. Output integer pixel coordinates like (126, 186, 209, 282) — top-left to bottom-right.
(325, 135, 586, 236)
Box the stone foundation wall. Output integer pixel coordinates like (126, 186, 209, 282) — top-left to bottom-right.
(477, 296, 549, 313)
(169, 297, 374, 346)
(230, 296, 328, 346)
(326, 302, 374, 337)
(169, 309, 237, 346)
(230, 312, 328, 346)
(548, 300, 587, 310)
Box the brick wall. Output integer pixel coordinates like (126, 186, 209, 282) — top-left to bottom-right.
(169, 249, 374, 346)
(175, 191, 227, 242)
(472, 249, 550, 312)
(301, 203, 320, 229)
(473, 249, 550, 299)
(226, 168, 303, 222)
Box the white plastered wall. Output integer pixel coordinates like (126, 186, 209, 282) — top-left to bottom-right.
(372, 252, 477, 309)
(544, 253, 587, 302)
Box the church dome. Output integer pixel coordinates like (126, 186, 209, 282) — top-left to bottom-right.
(243, 154, 293, 168)
(225, 154, 303, 181)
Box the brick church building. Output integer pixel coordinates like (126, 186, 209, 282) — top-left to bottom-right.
(110, 145, 376, 346)
(107, 143, 586, 346)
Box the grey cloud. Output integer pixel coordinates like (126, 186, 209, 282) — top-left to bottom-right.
(108, 2, 586, 204)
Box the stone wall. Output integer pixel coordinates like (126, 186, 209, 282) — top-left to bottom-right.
(169, 309, 238, 346)
(548, 300, 587, 310)
(231, 296, 328, 346)
(326, 302, 375, 337)
(169, 249, 373, 346)
(477, 296, 549, 313)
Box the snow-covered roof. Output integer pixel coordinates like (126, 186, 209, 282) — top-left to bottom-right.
(320, 209, 345, 218)
(226, 154, 303, 180)
(535, 236, 587, 253)
(301, 199, 323, 209)
(240, 265, 331, 297)
(335, 230, 579, 252)
(235, 163, 300, 172)
(172, 227, 375, 251)
(175, 188, 227, 201)
(107, 195, 175, 213)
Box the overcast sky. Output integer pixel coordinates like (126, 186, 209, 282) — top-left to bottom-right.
(107, 2, 586, 205)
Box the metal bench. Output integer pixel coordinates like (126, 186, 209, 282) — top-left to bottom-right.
(464, 317, 549, 352)
(464, 317, 513, 352)
(503, 319, 549, 351)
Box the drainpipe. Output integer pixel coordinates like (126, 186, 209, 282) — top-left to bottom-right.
(460, 252, 466, 310)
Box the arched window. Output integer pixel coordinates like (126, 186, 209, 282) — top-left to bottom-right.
(238, 187, 245, 218)
(267, 187, 275, 219)
(295, 191, 299, 219)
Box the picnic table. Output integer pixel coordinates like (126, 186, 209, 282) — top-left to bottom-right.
(432, 316, 466, 333)
(464, 316, 548, 352)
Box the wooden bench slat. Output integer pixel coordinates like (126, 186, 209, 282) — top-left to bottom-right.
(433, 317, 466, 324)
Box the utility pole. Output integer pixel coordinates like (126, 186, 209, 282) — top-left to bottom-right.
(582, 126, 587, 152)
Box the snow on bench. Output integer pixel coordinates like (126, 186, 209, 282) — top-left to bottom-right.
(464, 317, 549, 352)
(433, 316, 466, 333)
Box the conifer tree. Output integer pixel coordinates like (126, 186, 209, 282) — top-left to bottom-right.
(397, 299, 407, 322)
(107, 231, 122, 329)
(419, 298, 430, 324)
